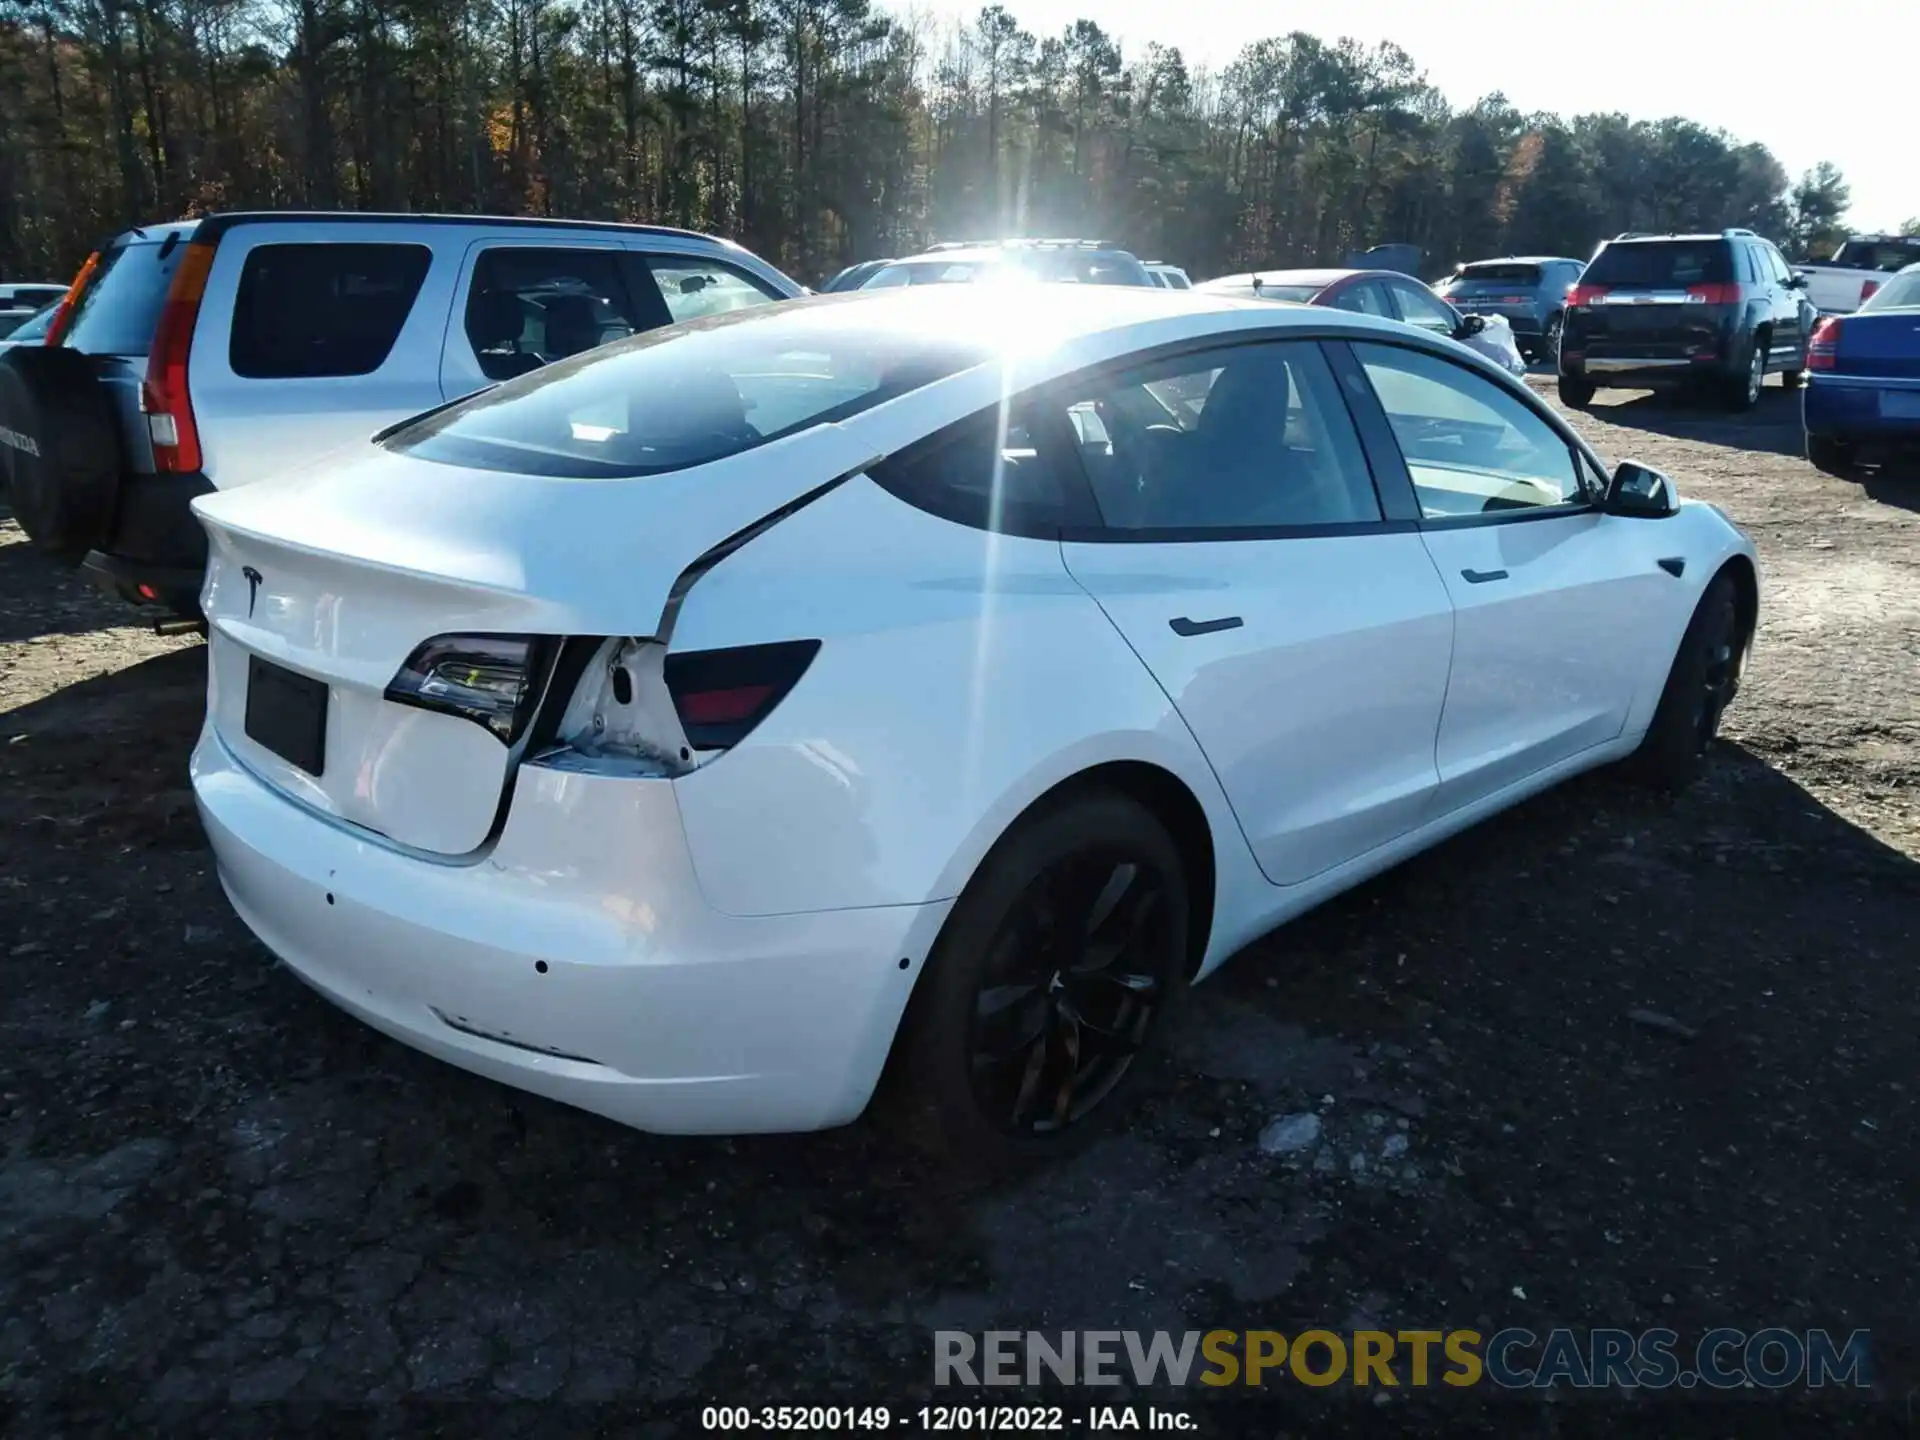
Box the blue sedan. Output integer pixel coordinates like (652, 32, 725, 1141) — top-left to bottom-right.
(1804, 261, 1920, 475)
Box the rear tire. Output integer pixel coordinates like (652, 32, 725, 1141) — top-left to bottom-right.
(1722, 334, 1765, 412)
(1806, 434, 1854, 476)
(884, 790, 1191, 1174)
(1626, 572, 1743, 792)
(1557, 375, 1596, 408)
(1541, 312, 1564, 365)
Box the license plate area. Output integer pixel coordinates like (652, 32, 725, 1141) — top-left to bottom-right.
(244, 655, 329, 776)
(1879, 390, 1920, 420)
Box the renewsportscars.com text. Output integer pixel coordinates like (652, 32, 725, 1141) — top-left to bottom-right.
(934, 1328, 1872, 1390)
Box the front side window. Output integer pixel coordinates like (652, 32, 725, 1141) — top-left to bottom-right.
(463, 248, 642, 383)
(643, 255, 782, 324)
(230, 243, 433, 379)
(1353, 341, 1585, 519)
(1059, 341, 1382, 532)
(390, 304, 986, 478)
(1389, 282, 1459, 335)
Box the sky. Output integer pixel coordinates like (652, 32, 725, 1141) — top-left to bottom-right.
(910, 0, 1911, 233)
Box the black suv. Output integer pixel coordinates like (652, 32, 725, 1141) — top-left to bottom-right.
(1558, 229, 1816, 411)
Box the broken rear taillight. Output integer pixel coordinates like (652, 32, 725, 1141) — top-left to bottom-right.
(554, 637, 820, 772)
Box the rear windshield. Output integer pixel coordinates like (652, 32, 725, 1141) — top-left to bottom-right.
(60, 237, 187, 355)
(1014, 250, 1154, 286)
(1830, 239, 1920, 273)
(1454, 263, 1542, 284)
(1583, 241, 1732, 288)
(386, 301, 988, 479)
(863, 260, 1002, 288)
(1862, 269, 1920, 310)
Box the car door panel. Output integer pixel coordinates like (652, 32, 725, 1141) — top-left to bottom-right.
(1347, 338, 1672, 812)
(1064, 536, 1455, 885)
(1052, 338, 1456, 887)
(1416, 514, 1670, 808)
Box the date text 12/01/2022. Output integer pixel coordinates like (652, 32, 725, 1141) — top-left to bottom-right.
(700, 1405, 1197, 1431)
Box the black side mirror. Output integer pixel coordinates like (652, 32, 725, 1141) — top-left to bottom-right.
(680, 276, 711, 294)
(1603, 460, 1679, 518)
(1787, 272, 1809, 289)
(1454, 313, 1487, 339)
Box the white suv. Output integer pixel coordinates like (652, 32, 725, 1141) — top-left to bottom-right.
(0, 212, 802, 618)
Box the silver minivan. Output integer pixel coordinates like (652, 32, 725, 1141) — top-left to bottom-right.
(0, 212, 802, 618)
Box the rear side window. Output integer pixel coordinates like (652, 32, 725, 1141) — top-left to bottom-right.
(643, 256, 782, 324)
(1582, 241, 1733, 287)
(229, 243, 432, 379)
(389, 304, 986, 479)
(463, 248, 646, 383)
(60, 239, 184, 356)
(872, 340, 1383, 536)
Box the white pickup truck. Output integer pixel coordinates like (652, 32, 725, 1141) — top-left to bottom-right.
(1795, 234, 1920, 314)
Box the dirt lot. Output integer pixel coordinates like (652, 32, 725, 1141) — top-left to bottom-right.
(2, 379, 1917, 1435)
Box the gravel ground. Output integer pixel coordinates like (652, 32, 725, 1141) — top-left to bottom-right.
(2, 378, 1917, 1435)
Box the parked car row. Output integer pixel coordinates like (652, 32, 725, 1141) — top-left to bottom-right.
(0, 207, 1765, 1170)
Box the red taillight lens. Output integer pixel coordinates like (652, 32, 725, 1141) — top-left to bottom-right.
(1684, 283, 1741, 305)
(1860, 279, 1881, 303)
(44, 249, 100, 347)
(1567, 283, 1609, 307)
(142, 240, 215, 474)
(664, 640, 820, 752)
(1807, 316, 1843, 371)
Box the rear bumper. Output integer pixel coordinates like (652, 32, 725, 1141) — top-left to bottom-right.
(191, 723, 949, 1135)
(81, 470, 214, 616)
(79, 549, 205, 616)
(1563, 356, 1718, 387)
(1804, 376, 1920, 446)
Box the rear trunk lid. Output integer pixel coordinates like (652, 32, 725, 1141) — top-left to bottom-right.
(193, 422, 878, 856)
(1832, 310, 1920, 380)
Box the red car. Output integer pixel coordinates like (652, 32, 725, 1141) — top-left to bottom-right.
(1196, 267, 1480, 344)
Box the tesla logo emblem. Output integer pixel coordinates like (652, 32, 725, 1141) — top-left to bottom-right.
(242, 565, 263, 617)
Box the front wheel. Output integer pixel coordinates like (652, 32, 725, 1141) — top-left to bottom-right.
(1558, 374, 1596, 408)
(1626, 572, 1743, 792)
(1541, 312, 1564, 364)
(886, 790, 1191, 1172)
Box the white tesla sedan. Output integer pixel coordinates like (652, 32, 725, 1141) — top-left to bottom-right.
(189, 284, 1758, 1167)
